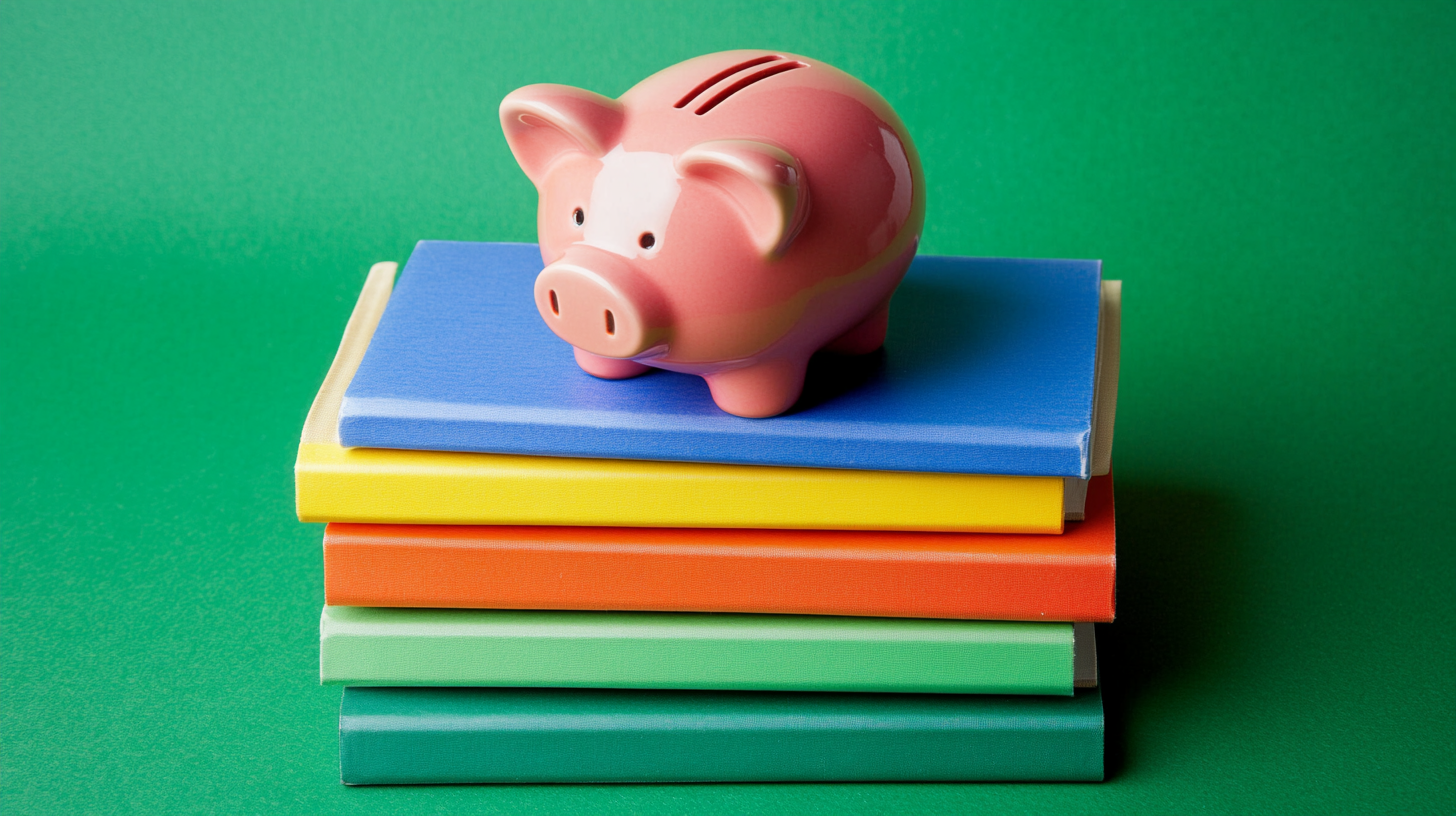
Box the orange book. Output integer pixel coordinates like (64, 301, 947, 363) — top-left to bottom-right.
(323, 477, 1116, 622)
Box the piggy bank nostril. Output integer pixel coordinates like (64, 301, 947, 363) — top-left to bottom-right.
(536, 259, 653, 356)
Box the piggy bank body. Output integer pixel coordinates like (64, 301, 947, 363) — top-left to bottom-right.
(501, 51, 925, 417)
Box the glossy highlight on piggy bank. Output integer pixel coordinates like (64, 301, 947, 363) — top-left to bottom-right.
(500, 51, 925, 418)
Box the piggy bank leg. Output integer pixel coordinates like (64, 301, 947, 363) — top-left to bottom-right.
(574, 347, 651, 379)
(703, 357, 808, 418)
(823, 299, 891, 355)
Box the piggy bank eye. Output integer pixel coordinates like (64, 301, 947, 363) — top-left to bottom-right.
(639, 232, 656, 250)
(572, 207, 585, 227)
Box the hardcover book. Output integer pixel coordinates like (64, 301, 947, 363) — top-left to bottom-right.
(296, 263, 1072, 531)
(322, 474, 1116, 620)
(319, 606, 1093, 694)
(339, 685, 1105, 783)
(339, 241, 1121, 479)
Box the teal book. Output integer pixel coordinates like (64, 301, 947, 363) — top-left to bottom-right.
(320, 606, 1081, 695)
(339, 686, 1105, 783)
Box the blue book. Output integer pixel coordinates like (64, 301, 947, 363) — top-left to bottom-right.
(340, 241, 1115, 477)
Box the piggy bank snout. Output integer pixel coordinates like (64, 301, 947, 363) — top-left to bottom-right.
(534, 261, 664, 360)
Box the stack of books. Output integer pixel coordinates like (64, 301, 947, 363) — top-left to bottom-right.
(295, 241, 1121, 784)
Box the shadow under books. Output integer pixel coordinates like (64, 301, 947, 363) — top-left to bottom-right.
(1096, 477, 1247, 779)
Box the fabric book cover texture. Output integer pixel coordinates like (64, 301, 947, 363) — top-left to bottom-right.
(340, 241, 1112, 478)
(295, 262, 1067, 532)
(318, 606, 1078, 694)
(339, 686, 1105, 783)
(322, 474, 1116, 621)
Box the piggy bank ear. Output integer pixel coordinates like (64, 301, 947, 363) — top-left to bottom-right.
(676, 140, 809, 258)
(500, 84, 625, 184)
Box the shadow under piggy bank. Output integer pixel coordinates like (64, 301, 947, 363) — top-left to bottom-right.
(792, 276, 1008, 414)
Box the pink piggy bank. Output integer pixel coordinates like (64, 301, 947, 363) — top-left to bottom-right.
(500, 51, 925, 418)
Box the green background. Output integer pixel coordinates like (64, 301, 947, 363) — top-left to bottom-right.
(3, 1, 1453, 813)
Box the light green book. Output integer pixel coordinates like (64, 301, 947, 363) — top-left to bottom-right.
(320, 606, 1087, 695)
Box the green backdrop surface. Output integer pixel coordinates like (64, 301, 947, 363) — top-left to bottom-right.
(2, 2, 1453, 813)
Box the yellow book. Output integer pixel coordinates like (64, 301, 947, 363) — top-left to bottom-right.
(295, 263, 1065, 532)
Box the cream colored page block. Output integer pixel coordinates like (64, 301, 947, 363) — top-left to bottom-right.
(1063, 476, 1090, 522)
(1090, 280, 1122, 477)
(1067, 278, 1121, 515)
(300, 262, 397, 445)
(1073, 622, 1099, 688)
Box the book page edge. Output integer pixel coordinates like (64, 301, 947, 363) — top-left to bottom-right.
(1090, 280, 1122, 476)
(299, 262, 397, 446)
(1074, 622, 1099, 688)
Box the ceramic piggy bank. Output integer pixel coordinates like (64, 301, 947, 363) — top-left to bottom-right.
(500, 51, 925, 417)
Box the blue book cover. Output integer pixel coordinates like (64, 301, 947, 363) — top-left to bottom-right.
(340, 241, 1103, 477)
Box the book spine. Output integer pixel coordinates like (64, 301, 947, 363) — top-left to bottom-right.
(322, 527, 1115, 621)
(339, 686, 1105, 783)
(295, 443, 1065, 533)
(337, 411, 1093, 477)
(319, 607, 1075, 694)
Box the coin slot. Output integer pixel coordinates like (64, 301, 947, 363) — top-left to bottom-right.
(674, 55, 782, 109)
(696, 61, 806, 115)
